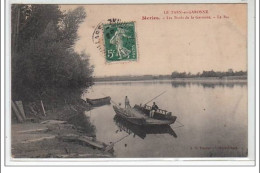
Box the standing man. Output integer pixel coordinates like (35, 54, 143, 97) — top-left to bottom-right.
(150, 102, 159, 118)
(125, 96, 130, 108)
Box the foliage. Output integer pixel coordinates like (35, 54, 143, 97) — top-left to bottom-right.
(11, 5, 93, 103)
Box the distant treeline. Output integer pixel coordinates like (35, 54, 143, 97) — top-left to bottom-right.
(12, 5, 94, 103)
(95, 69, 247, 82)
(95, 75, 168, 82)
(171, 69, 247, 78)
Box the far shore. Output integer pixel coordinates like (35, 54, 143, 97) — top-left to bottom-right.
(94, 76, 247, 83)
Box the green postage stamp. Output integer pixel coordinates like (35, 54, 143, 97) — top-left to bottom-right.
(103, 22, 137, 62)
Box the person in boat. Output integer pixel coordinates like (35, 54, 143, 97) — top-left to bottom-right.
(125, 96, 130, 108)
(150, 102, 159, 118)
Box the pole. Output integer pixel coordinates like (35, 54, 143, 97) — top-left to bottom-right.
(143, 91, 167, 105)
(105, 134, 130, 152)
(40, 100, 46, 116)
(11, 100, 24, 123)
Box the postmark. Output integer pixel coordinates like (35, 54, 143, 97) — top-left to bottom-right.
(102, 22, 137, 62)
(92, 18, 122, 56)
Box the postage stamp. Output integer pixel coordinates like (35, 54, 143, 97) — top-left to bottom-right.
(92, 18, 122, 56)
(103, 22, 137, 62)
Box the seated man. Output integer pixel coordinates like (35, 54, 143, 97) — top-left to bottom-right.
(150, 102, 159, 118)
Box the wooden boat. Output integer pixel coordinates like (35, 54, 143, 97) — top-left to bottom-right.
(114, 116, 177, 139)
(113, 104, 177, 126)
(86, 96, 111, 106)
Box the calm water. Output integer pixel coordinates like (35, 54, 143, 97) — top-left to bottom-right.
(82, 80, 248, 157)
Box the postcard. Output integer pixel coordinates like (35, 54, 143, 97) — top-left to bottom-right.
(4, 0, 256, 166)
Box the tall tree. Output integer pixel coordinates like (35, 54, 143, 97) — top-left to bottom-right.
(12, 5, 93, 102)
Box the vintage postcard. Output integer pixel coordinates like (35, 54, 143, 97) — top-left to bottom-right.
(5, 0, 256, 166)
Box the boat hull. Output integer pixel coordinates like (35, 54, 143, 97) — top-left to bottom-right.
(113, 106, 146, 125)
(113, 105, 177, 126)
(134, 104, 177, 123)
(86, 96, 111, 106)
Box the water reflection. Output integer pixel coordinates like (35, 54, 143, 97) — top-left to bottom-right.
(113, 115, 177, 139)
(85, 79, 247, 157)
(171, 81, 247, 88)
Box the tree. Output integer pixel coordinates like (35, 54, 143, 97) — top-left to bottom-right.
(11, 5, 93, 102)
(58, 7, 86, 48)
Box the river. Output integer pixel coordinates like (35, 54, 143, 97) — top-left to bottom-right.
(82, 80, 247, 157)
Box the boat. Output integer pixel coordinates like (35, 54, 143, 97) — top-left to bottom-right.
(114, 115, 177, 139)
(86, 96, 111, 106)
(112, 104, 177, 126)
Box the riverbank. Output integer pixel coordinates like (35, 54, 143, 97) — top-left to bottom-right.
(11, 101, 114, 158)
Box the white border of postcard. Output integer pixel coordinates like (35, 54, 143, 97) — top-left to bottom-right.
(3, 0, 257, 166)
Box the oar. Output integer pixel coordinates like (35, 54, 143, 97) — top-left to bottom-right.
(143, 91, 167, 105)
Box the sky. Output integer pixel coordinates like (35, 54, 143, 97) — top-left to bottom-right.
(60, 4, 247, 77)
